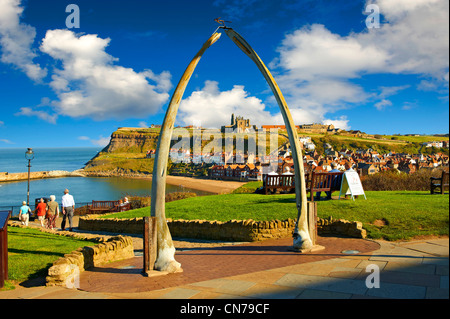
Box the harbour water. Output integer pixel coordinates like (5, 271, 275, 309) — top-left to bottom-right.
(0, 147, 209, 214)
(0, 147, 100, 173)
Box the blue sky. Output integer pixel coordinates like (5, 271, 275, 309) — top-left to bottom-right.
(0, 0, 448, 149)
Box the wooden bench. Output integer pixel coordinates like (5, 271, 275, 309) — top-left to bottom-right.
(263, 174, 296, 194)
(430, 171, 449, 195)
(88, 200, 131, 214)
(307, 172, 344, 202)
(263, 172, 344, 201)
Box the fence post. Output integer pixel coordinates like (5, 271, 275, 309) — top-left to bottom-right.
(307, 202, 317, 246)
(143, 216, 157, 276)
(0, 211, 11, 289)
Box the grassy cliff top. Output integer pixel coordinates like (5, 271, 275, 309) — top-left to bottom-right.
(112, 127, 162, 136)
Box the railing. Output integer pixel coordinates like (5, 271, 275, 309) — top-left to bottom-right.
(1, 202, 92, 218)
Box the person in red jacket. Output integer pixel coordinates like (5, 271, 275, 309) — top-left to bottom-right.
(34, 198, 47, 227)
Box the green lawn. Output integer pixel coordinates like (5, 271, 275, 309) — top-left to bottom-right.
(103, 191, 449, 241)
(4, 227, 96, 289)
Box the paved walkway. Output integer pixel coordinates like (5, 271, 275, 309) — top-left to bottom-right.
(1, 221, 448, 299)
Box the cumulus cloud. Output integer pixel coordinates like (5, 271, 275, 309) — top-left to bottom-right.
(323, 116, 351, 131)
(270, 24, 382, 125)
(177, 80, 352, 131)
(178, 80, 274, 128)
(268, 0, 448, 126)
(0, 0, 47, 80)
(362, 0, 449, 80)
(39, 29, 172, 121)
(273, 0, 448, 83)
(1, 0, 173, 124)
(273, 24, 388, 81)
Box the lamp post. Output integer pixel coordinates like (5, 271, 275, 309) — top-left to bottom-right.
(25, 148, 34, 205)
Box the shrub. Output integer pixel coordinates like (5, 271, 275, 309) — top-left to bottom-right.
(361, 168, 444, 191)
(165, 192, 197, 203)
(127, 192, 197, 208)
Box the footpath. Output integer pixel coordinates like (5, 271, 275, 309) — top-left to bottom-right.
(0, 217, 448, 300)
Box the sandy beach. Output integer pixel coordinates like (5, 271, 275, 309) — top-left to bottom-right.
(145, 175, 247, 194)
(0, 169, 247, 195)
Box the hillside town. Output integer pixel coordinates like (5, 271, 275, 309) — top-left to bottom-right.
(145, 114, 449, 181)
(205, 143, 449, 181)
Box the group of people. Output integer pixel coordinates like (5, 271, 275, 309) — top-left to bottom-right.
(116, 197, 130, 211)
(18, 189, 76, 231)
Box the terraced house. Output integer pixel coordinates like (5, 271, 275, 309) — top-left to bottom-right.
(209, 164, 262, 181)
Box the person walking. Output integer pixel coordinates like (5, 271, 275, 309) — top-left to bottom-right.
(61, 189, 75, 231)
(19, 201, 31, 226)
(46, 195, 60, 230)
(34, 198, 47, 227)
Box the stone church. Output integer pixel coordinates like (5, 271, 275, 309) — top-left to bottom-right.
(221, 114, 259, 133)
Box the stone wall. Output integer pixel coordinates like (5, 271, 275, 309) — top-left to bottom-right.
(0, 170, 84, 182)
(8, 222, 134, 288)
(46, 235, 134, 287)
(79, 215, 366, 242)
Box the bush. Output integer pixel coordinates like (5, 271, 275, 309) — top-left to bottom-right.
(165, 192, 197, 203)
(361, 168, 444, 191)
(127, 192, 197, 208)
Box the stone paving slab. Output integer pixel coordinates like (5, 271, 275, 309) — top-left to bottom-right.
(400, 242, 449, 256)
(78, 236, 380, 294)
(365, 282, 427, 299)
(1, 237, 448, 300)
(383, 261, 436, 274)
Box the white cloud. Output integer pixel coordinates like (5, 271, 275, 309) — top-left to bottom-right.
(374, 99, 392, 111)
(14, 107, 58, 124)
(1, 1, 172, 123)
(178, 81, 273, 128)
(402, 101, 418, 110)
(39, 29, 172, 121)
(138, 121, 148, 128)
(0, 0, 47, 81)
(323, 116, 351, 131)
(377, 85, 410, 99)
(0, 120, 4, 126)
(362, 0, 449, 79)
(371, 0, 442, 19)
(177, 80, 351, 131)
(0, 138, 14, 144)
(270, 24, 383, 126)
(274, 24, 388, 81)
(78, 135, 110, 147)
(91, 135, 111, 147)
(269, 0, 448, 127)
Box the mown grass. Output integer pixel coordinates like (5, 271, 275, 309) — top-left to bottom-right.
(102, 191, 449, 241)
(3, 227, 96, 290)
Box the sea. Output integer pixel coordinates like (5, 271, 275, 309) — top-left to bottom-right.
(0, 147, 209, 215)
